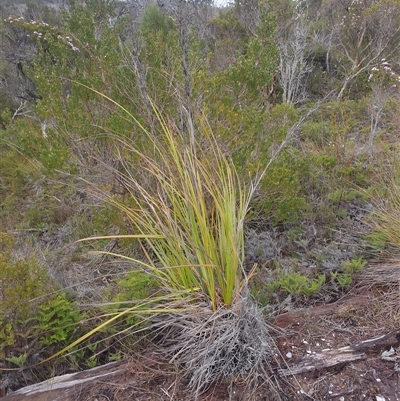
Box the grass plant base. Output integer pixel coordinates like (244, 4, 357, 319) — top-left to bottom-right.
(153, 296, 282, 400)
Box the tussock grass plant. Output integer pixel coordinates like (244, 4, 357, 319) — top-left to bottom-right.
(369, 181, 400, 250)
(89, 110, 282, 397)
(366, 180, 400, 293)
(38, 87, 319, 397)
(68, 98, 283, 397)
(111, 118, 251, 311)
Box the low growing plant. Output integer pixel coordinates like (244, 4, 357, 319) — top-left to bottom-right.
(267, 271, 325, 296)
(34, 293, 84, 347)
(0, 233, 52, 321)
(0, 321, 14, 359)
(331, 256, 366, 288)
(0, 233, 94, 370)
(114, 271, 157, 307)
(5, 353, 28, 368)
(331, 271, 353, 288)
(341, 256, 366, 275)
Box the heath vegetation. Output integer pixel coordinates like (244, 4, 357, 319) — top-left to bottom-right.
(1, 0, 400, 399)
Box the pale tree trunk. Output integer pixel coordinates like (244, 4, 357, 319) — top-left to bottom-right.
(278, 15, 312, 104)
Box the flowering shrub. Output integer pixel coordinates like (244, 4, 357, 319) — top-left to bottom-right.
(368, 59, 400, 91)
(4, 15, 80, 52)
(367, 59, 400, 152)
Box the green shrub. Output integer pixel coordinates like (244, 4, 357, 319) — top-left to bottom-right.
(0, 233, 46, 358)
(0, 233, 52, 321)
(0, 321, 14, 359)
(255, 152, 309, 224)
(341, 256, 366, 274)
(331, 256, 366, 288)
(34, 293, 84, 347)
(267, 271, 325, 296)
(106, 270, 159, 329)
(331, 271, 353, 288)
(114, 270, 157, 303)
(5, 353, 28, 368)
(301, 120, 334, 146)
(0, 233, 85, 365)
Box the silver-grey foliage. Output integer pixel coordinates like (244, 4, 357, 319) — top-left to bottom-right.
(278, 14, 312, 104)
(154, 296, 283, 400)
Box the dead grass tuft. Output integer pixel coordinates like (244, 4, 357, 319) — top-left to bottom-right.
(152, 296, 282, 400)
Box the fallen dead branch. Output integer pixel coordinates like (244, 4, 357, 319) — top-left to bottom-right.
(278, 330, 400, 376)
(1, 361, 129, 401)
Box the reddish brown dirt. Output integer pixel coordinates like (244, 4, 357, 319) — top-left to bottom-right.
(272, 284, 400, 401)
